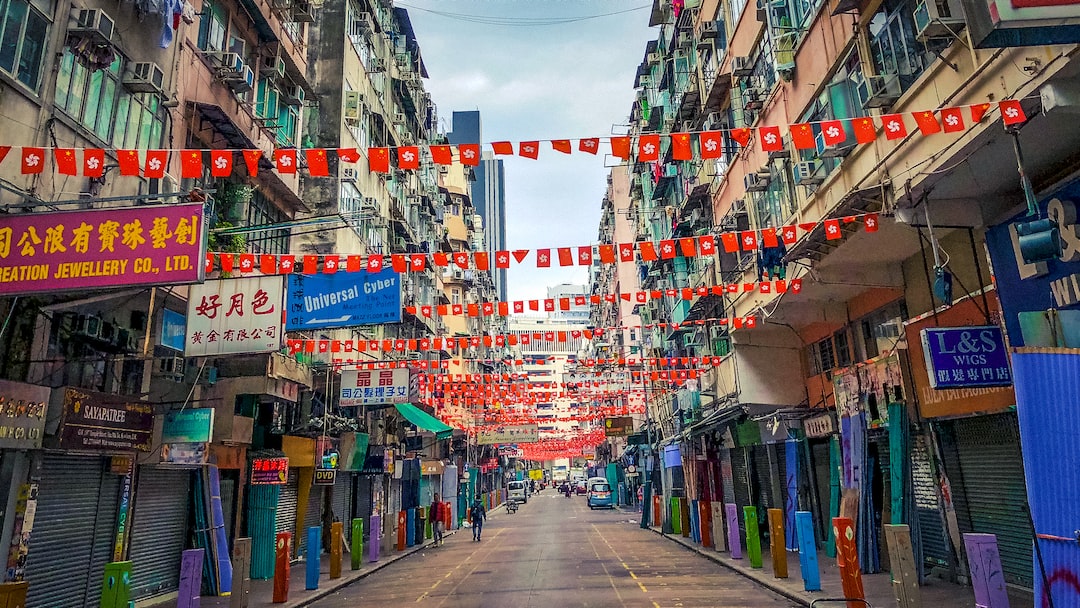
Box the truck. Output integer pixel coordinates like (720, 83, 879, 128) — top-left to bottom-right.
(551, 458, 570, 484)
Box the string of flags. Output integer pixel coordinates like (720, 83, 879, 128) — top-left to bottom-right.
(6, 101, 1026, 178)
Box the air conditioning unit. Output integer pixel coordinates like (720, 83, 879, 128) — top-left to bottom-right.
(393, 236, 407, 250)
(704, 111, 722, 130)
(639, 74, 653, 88)
(677, 32, 693, 47)
(115, 328, 138, 352)
(744, 87, 765, 111)
(701, 20, 720, 39)
(914, 0, 966, 41)
(123, 62, 165, 95)
(76, 314, 103, 339)
(352, 11, 373, 32)
(647, 51, 661, 64)
(343, 90, 362, 122)
(794, 160, 824, 185)
(211, 52, 244, 75)
(731, 56, 753, 78)
(452, 269, 465, 280)
(262, 55, 287, 80)
(291, 0, 315, 22)
(361, 196, 378, 212)
(744, 172, 769, 192)
(280, 84, 305, 106)
(862, 73, 902, 109)
(341, 167, 359, 182)
(71, 9, 115, 46)
(158, 356, 185, 378)
(227, 66, 255, 93)
(392, 110, 406, 124)
(656, 279, 673, 290)
(768, 141, 791, 161)
(204, 366, 218, 385)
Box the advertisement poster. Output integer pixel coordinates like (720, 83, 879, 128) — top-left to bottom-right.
(285, 268, 402, 330)
(476, 424, 540, 445)
(0, 203, 204, 296)
(339, 369, 411, 406)
(56, 388, 154, 452)
(251, 457, 289, 485)
(185, 276, 285, 356)
(160, 309, 186, 351)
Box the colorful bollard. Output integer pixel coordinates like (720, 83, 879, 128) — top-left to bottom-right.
(351, 519, 364, 571)
(833, 517, 865, 608)
(744, 506, 762, 568)
(177, 549, 203, 608)
(795, 511, 821, 591)
(681, 498, 692, 539)
(330, 521, 343, 579)
(100, 561, 132, 608)
(965, 533, 1008, 608)
(369, 514, 380, 563)
(406, 508, 416, 547)
(231, 538, 252, 608)
(726, 503, 742, 559)
(652, 495, 662, 527)
(272, 532, 291, 603)
(305, 527, 320, 590)
(767, 508, 787, 578)
(700, 500, 713, 548)
(396, 510, 407, 551)
(670, 497, 682, 535)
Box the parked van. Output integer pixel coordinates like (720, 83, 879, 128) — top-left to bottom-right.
(508, 480, 528, 503)
(587, 481, 614, 509)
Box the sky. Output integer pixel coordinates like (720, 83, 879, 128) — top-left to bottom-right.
(403, 1, 657, 303)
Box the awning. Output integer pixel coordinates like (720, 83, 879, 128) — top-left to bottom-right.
(394, 403, 454, 440)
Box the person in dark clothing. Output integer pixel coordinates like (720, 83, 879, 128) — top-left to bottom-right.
(469, 495, 487, 541)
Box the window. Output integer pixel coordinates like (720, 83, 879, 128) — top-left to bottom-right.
(808, 336, 835, 375)
(246, 190, 290, 254)
(752, 169, 795, 229)
(0, 0, 47, 91)
(197, 0, 228, 52)
(834, 329, 853, 367)
(858, 300, 907, 359)
(868, 0, 933, 89)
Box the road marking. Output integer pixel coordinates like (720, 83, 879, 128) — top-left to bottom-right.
(638, 582, 649, 593)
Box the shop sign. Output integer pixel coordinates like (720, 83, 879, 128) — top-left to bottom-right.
(476, 424, 539, 445)
(339, 369, 411, 406)
(57, 388, 154, 452)
(921, 326, 1012, 389)
(0, 203, 204, 297)
(161, 442, 209, 465)
(285, 269, 402, 330)
(160, 309, 186, 351)
(831, 352, 905, 429)
(162, 409, 214, 443)
(421, 460, 445, 475)
(0, 380, 49, 450)
(185, 276, 285, 356)
(251, 457, 289, 485)
(497, 445, 519, 456)
(803, 412, 836, 438)
(985, 181, 1080, 348)
(604, 416, 634, 437)
(113, 458, 134, 561)
(528, 469, 543, 480)
(313, 469, 337, 485)
(384, 448, 395, 474)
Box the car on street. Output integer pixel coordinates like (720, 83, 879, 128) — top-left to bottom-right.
(587, 481, 614, 509)
(574, 480, 588, 495)
(508, 480, 528, 503)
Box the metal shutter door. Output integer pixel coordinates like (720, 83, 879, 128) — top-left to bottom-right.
(910, 433, 951, 571)
(333, 473, 353, 542)
(730, 447, 751, 538)
(219, 476, 236, 544)
(128, 467, 191, 600)
(811, 441, 832, 540)
(751, 445, 776, 510)
(942, 414, 1034, 588)
(25, 455, 118, 608)
(276, 470, 299, 547)
(298, 486, 323, 556)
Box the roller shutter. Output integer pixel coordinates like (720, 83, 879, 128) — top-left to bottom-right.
(276, 470, 299, 556)
(298, 486, 323, 556)
(128, 467, 192, 600)
(910, 433, 951, 572)
(751, 444, 777, 510)
(333, 473, 354, 542)
(25, 454, 119, 608)
(811, 440, 832, 540)
(729, 447, 751, 538)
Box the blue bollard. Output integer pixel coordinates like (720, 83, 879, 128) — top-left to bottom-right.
(795, 511, 821, 591)
(406, 508, 416, 547)
(305, 527, 320, 590)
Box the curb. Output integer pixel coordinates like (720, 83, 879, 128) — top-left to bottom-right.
(643, 525, 812, 608)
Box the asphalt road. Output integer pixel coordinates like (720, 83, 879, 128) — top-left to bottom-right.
(312, 489, 794, 608)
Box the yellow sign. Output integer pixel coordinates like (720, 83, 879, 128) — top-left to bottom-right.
(528, 469, 543, 480)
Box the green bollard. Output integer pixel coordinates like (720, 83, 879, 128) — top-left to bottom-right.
(350, 519, 363, 571)
(670, 497, 682, 535)
(100, 561, 132, 608)
(744, 507, 763, 568)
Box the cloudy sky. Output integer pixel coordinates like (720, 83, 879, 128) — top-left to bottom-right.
(403, 1, 656, 302)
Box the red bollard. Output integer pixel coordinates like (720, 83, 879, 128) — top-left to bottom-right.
(396, 510, 407, 551)
(832, 517, 865, 608)
(700, 500, 713, 548)
(272, 532, 291, 603)
(652, 495, 662, 527)
(443, 501, 452, 528)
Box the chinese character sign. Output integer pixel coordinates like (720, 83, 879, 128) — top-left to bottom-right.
(0, 203, 204, 296)
(251, 457, 289, 484)
(921, 326, 1012, 389)
(185, 276, 285, 356)
(285, 269, 402, 330)
(476, 424, 540, 445)
(339, 369, 410, 406)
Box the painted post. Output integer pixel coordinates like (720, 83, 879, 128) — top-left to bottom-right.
(99, 561, 132, 608)
(670, 497, 681, 535)
(652, 495, 662, 527)
(396, 510, 407, 551)
(711, 502, 726, 552)
(785, 440, 798, 551)
(964, 533, 1010, 608)
(443, 501, 452, 529)
(744, 507, 762, 568)
(768, 508, 788, 578)
(689, 499, 699, 542)
(726, 503, 742, 559)
(424, 506, 433, 539)
(329, 521, 343, 579)
(231, 538, 252, 608)
(305, 527, 320, 590)
(700, 500, 713, 548)
(884, 524, 921, 608)
(177, 549, 203, 608)
(826, 438, 841, 558)
(406, 508, 416, 547)
(681, 498, 692, 538)
(369, 514, 380, 563)
(350, 519, 363, 571)
(272, 532, 290, 604)
(833, 517, 865, 608)
(795, 511, 821, 591)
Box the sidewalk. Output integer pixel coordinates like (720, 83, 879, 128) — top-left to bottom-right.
(643, 523, 1034, 607)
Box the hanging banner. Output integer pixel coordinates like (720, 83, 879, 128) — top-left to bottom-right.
(185, 276, 285, 356)
(285, 268, 402, 330)
(0, 203, 204, 296)
(339, 369, 411, 407)
(604, 416, 634, 437)
(476, 424, 539, 445)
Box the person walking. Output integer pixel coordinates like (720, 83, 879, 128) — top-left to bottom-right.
(430, 492, 445, 547)
(469, 495, 487, 541)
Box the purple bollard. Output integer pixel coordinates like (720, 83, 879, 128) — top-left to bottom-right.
(369, 514, 381, 563)
(964, 533, 1010, 608)
(725, 503, 742, 559)
(177, 549, 203, 608)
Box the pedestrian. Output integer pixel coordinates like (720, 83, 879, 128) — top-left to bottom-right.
(469, 494, 486, 541)
(431, 492, 445, 547)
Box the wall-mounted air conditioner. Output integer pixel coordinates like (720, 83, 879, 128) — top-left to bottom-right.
(123, 62, 165, 95)
(71, 9, 115, 46)
(794, 160, 824, 186)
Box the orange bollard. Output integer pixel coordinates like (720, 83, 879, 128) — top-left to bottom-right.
(272, 532, 291, 603)
(833, 517, 865, 608)
(396, 510, 407, 551)
(700, 500, 713, 548)
(652, 495, 662, 527)
(443, 501, 452, 528)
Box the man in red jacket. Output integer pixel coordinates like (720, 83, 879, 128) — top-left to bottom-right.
(430, 492, 445, 547)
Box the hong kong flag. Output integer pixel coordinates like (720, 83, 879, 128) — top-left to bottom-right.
(940, 107, 966, 133)
(824, 219, 842, 239)
(397, 146, 420, 170)
(453, 251, 470, 269)
(239, 255, 255, 274)
(274, 149, 297, 173)
(210, 150, 233, 177)
(458, 144, 480, 166)
(143, 150, 168, 178)
(410, 254, 426, 272)
(740, 230, 758, 251)
(864, 213, 880, 232)
(84, 148, 105, 177)
(821, 120, 847, 146)
(579, 138, 600, 154)
(519, 141, 540, 159)
(638, 134, 661, 161)
(367, 254, 384, 273)
(279, 255, 295, 273)
(577, 246, 593, 265)
(619, 243, 635, 262)
(699, 131, 723, 159)
(759, 126, 783, 152)
(881, 115, 908, 140)
(698, 235, 715, 255)
(999, 100, 1027, 125)
(536, 249, 551, 267)
(495, 251, 511, 268)
(781, 225, 798, 245)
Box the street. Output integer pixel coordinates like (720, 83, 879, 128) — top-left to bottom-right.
(312, 491, 793, 608)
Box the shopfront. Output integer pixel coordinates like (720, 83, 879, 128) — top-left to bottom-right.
(0, 380, 49, 586)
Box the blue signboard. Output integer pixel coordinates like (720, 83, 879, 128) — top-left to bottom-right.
(161, 309, 186, 351)
(985, 178, 1080, 347)
(920, 326, 1012, 389)
(285, 269, 402, 330)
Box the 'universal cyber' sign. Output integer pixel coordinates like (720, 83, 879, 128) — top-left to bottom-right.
(285, 268, 402, 330)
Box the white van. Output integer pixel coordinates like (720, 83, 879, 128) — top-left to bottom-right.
(508, 480, 528, 503)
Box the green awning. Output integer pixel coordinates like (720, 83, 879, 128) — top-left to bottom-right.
(394, 403, 454, 440)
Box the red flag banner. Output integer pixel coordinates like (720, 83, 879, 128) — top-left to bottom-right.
(519, 141, 540, 159)
(306, 148, 330, 176)
(579, 138, 600, 154)
(670, 133, 693, 160)
(881, 115, 908, 140)
(397, 146, 420, 170)
(699, 131, 723, 158)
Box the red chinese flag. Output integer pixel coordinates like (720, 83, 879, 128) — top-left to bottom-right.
(432, 252, 448, 267)
(368, 147, 390, 172)
(660, 240, 677, 259)
(474, 252, 489, 270)
(759, 126, 783, 152)
(274, 149, 297, 173)
(323, 255, 339, 274)
(598, 244, 615, 263)
(519, 141, 540, 159)
(761, 227, 779, 248)
(619, 243, 635, 262)
(730, 127, 752, 147)
(242, 150, 262, 176)
(970, 103, 991, 123)
(999, 100, 1027, 125)
(536, 249, 551, 267)
(720, 233, 739, 253)
(143, 150, 168, 178)
(491, 141, 514, 155)
(391, 255, 408, 273)
(458, 144, 480, 166)
(430, 145, 453, 164)
(397, 146, 420, 170)
(579, 138, 600, 154)
(881, 115, 908, 140)
(821, 120, 847, 146)
(498, 302, 509, 316)
(305, 148, 330, 176)
(638, 134, 660, 161)
(303, 255, 318, 274)
(679, 237, 696, 257)
(175, 150, 201, 178)
(559, 298, 570, 311)
(552, 140, 572, 154)
(410, 255, 426, 272)
(367, 254, 384, 273)
(116, 150, 141, 176)
(337, 148, 360, 163)
(824, 219, 842, 239)
(790, 123, 816, 149)
(639, 241, 658, 261)
(741, 230, 758, 251)
(260, 255, 277, 274)
(557, 247, 574, 266)
(699, 131, 724, 159)
(913, 110, 941, 135)
(346, 255, 362, 272)
(53, 149, 77, 176)
(864, 213, 880, 232)
(513, 250, 529, 263)
(940, 107, 966, 133)
(83, 149, 105, 177)
(852, 117, 877, 144)
(210, 150, 233, 177)
(698, 235, 716, 255)
(453, 251, 470, 269)
(495, 251, 511, 268)
(219, 254, 234, 273)
(670, 133, 693, 160)
(0, 146, 9, 166)
(610, 136, 631, 159)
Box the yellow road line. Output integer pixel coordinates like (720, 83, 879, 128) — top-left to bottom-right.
(638, 581, 649, 593)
